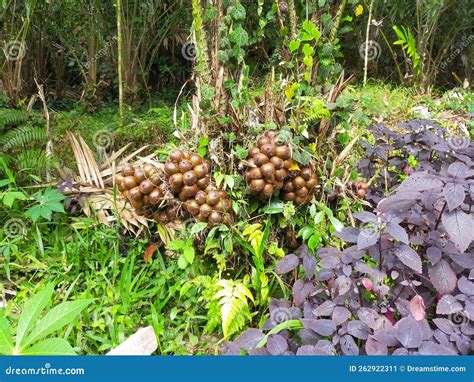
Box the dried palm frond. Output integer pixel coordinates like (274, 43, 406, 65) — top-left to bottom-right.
(63, 131, 161, 236)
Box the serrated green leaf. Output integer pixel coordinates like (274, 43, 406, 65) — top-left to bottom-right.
(229, 26, 249, 46)
(302, 20, 320, 42)
(303, 55, 313, 68)
(229, 3, 245, 20)
(25, 188, 65, 222)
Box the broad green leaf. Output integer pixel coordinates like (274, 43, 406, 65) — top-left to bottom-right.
(328, 216, 344, 231)
(299, 226, 314, 241)
(16, 283, 55, 350)
(289, 40, 300, 52)
(229, 26, 249, 47)
(0, 317, 14, 354)
(313, 211, 324, 224)
(257, 320, 303, 348)
(183, 246, 195, 264)
(25, 188, 65, 222)
(225, 175, 234, 189)
(190, 222, 208, 235)
(224, 235, 233, 253)
(166, 239, 185, 251)
(262, 200, 285, 214)
(257, 219, 271, 257)
(229, 3, 245, 20)
(22, 299, 91, 349)
(3, 190, 26, 207)
(308, 233, 320, 250)
(302, 43, 314, 56)
(177, 254, 187, 269)
(0, 179, 12, 187)
(302, 20, 320, 42)
(21, 338, 76, 355)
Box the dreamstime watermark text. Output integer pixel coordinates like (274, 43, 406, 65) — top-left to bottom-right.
(85, 36, 118, 69)
(4, 362, 85, 376)
(440, 34, 474, 70)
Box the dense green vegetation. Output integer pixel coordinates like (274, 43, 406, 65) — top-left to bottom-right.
(0, 0, 472, 355)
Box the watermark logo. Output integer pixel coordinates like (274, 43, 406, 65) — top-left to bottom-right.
(93, 130, 115, 151)
(359, 40, 381, 61)
(4, 218, 27, 239)
(181, 42, 197, 61)
(270, 307, 292, 324)
(448, 311, 471, 328)
(447, 135, 470, 151)
(3, 40, 27, 61)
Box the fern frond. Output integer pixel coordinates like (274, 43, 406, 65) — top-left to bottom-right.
(0, 108, 30, 128)
(16, 149, 58, 173)
(211, 252, 227, 271)
(215, 280, 253, 338)
(0, 125, 47, 150)
(300, 97, 331, 123)
(203, 299, 221, 335)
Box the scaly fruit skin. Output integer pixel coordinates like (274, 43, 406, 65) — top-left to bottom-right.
(183, 184, 233, 228)
(350, 180, 369, 199)
(115, 163, 167, 218)
(245, 130, 292, 199)
(244, 131, 318, 206)
(117, 149, 233, 228)
(164, 149, 210, 198)
(164, 149, 232, 227)
(327, 180, 369, 202)
(281, 164, 319, 205)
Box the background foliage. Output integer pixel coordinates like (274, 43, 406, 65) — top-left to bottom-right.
(0, 0, 472, 355)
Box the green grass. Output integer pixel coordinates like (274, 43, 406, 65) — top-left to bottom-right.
(1, 216, 219, 355)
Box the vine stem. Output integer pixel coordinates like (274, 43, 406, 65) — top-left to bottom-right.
(434, 201, 447, 230)
(390, 285, 406, 306)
